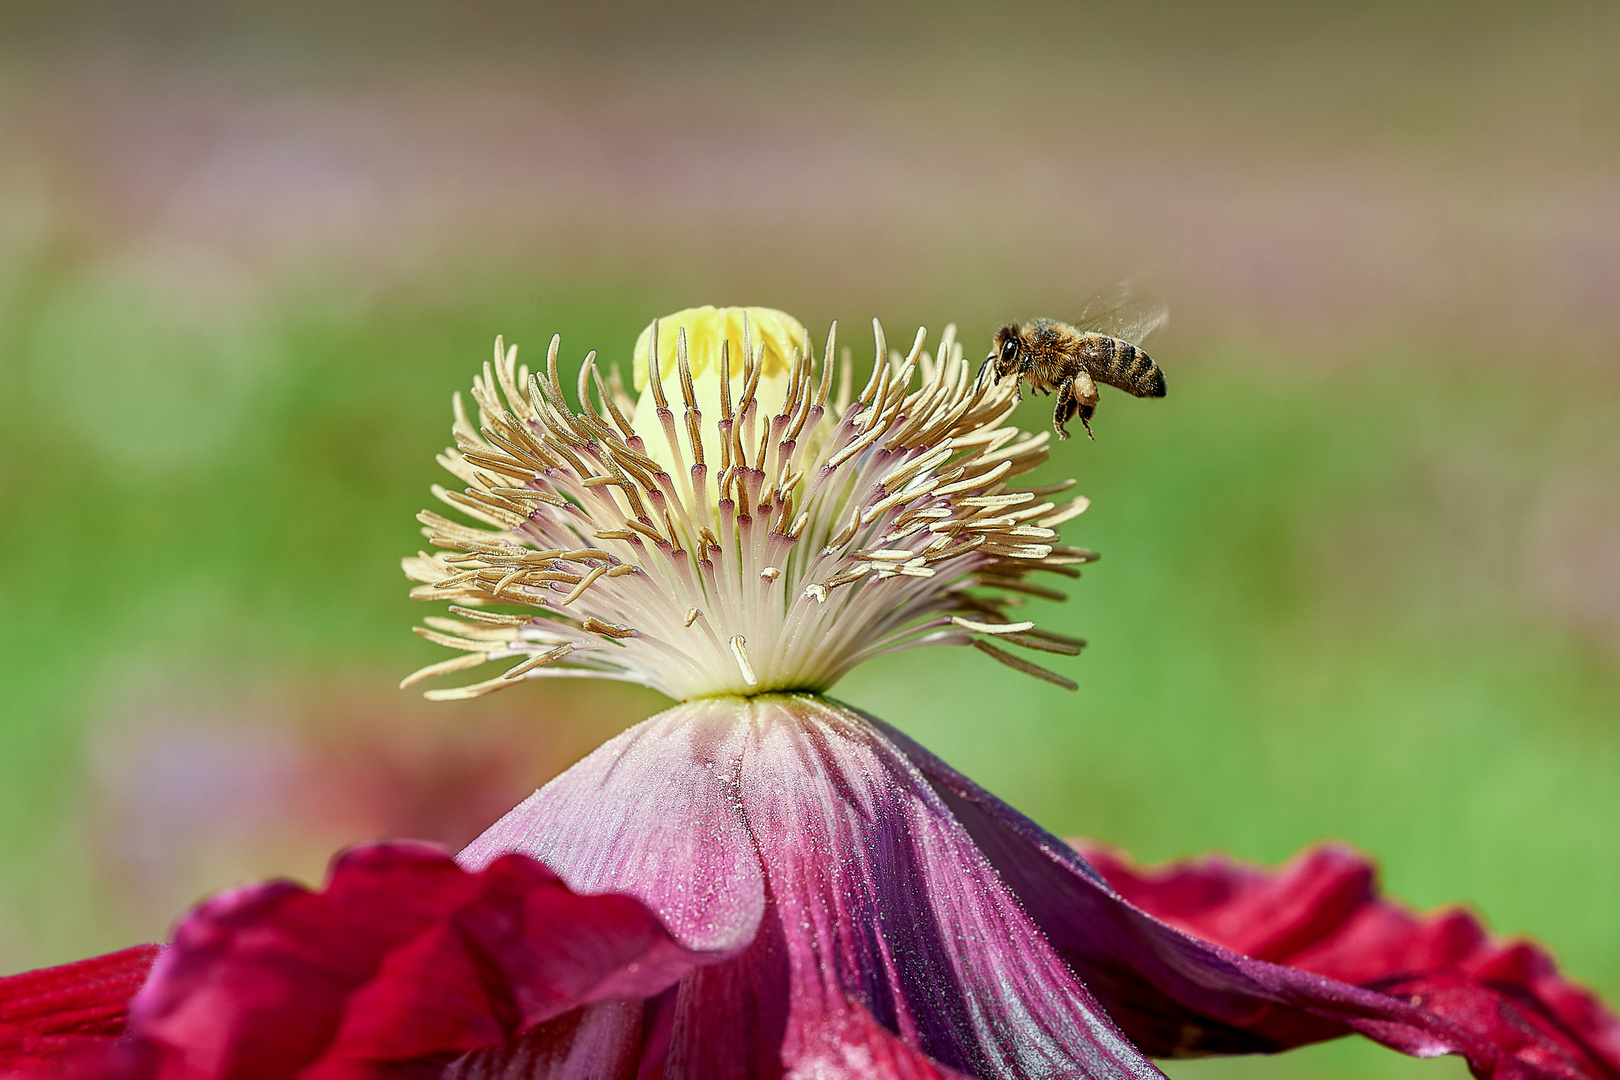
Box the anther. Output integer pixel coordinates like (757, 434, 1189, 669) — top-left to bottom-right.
(730, 635, 758, 686)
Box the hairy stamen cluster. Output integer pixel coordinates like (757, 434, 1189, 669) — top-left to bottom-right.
(403, 310, 1093, 701)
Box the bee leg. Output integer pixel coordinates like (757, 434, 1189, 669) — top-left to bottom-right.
(1071, 371, 1100, 441)
(1053, 380, 1079, 440)
(976, 354, 997, 386)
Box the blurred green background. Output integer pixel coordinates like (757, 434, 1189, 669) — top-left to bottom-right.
(2, 3, 1616, 1077)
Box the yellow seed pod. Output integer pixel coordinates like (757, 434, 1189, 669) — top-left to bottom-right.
(632, 306, 808, 392)
(631, 307, 812, 494)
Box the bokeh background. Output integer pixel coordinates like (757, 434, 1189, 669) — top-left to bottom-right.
(2, 3, 1617, 1076)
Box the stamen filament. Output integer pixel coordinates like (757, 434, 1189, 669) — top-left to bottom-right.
(404, 307, 1095, 700)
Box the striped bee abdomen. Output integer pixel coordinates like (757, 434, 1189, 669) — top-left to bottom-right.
(1087, 334, 1166, 399)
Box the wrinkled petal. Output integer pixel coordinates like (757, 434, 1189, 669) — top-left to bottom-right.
(443, 1000, 649, 1080)
(21, 695, 1612, 1080)
(786, 998, 978, 1080)
(473, 696, 1165, 1079)
(460, 704, 764, 955)
(1079, 843, 1620, 1080)
(120, 841, 729, 1080)
(444, 996, 978, 1080)
(0, 944, 160, 1076)
(882, 714, 1616, 1080)
(741, 698, 1159, 1080)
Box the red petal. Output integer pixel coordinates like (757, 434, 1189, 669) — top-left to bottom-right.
(0, 944, 160, 1073)
(118, 841, 724, 1079)
(1081, 843, 1620, 1080)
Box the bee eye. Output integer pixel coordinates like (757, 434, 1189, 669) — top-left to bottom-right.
(1000, 339, 1019, 362)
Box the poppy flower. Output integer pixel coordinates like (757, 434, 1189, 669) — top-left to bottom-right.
(3, 307, 1616, 1080)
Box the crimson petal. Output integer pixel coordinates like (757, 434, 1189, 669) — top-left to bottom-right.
(882, 715, 1618, 1080)
(0, 944, 161, 1075)
(120, 841, 728, 1079)
(1079, 843, 1620, 1080)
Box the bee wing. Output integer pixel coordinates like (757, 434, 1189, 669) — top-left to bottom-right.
(1072, 280, 1169, 345)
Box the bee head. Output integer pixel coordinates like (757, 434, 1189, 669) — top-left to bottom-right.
(988, 324, 1021, 378)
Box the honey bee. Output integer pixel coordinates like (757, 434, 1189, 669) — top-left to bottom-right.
(983, 285, 1168, 440)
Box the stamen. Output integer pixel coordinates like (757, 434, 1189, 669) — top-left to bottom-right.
(622, 520, 665, 543)
(412, 626, 505, 652)
(423, 673, 543, 701)
(449, 607, 533, 627)
(970, 640, 1079, 691)
(730, 635, 757, 686)
(582, 617, 637, 639)
(857, 320, 887, 407)
(719, 339, 734, 421)
(406, 307, 1098, 700)
(1002, 630, 1087, 656)
(592, 366, 637, 440)
(951, 617, 1038, 634)
(646, 320, 669, 410)
(503, 644, 575, 679)
(399, 652, 491, 689)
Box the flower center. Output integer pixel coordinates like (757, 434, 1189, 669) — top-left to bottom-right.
(629, 306, 805, 504)
(403, 306, 1092, 701)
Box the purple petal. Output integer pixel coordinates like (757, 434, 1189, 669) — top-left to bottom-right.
(460, 702, 764, 955)
(739, 697, 1162, 1080)
(785, 998, 980, 1079)
(881, 714, 1612, 1080)
(471, 696, 1166, 1079)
